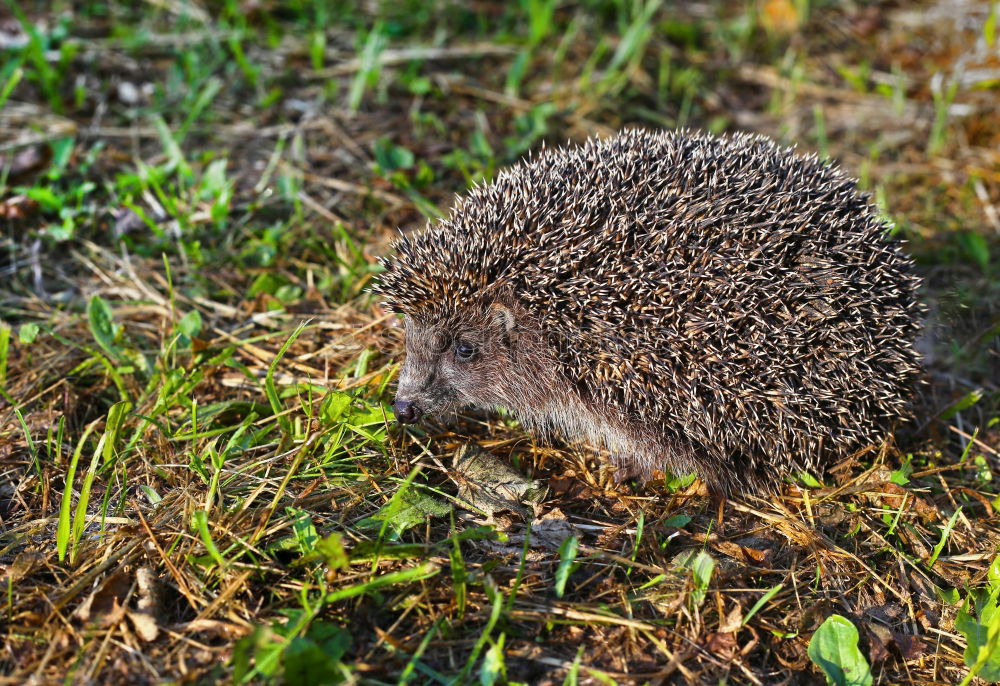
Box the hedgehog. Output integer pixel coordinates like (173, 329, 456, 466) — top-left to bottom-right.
(374, 129, 922, 493)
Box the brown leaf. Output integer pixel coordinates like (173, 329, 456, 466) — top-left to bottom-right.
(956, 487, 995, 517)
(760, 0, 800, 34)
(893, 632, 924, 660)
(127, 611, 159, 642)
(3, 551, 43, 584)
(530, 507, 579, 551)
(452, 444, 547, 519)
(0, 195, 39, 221)
(848, 6, 885, 37)
(865, 622, 893, 664)
(0, 146, 51, 183)
(704, 631, 738, 661)
(712, 537, 774, 565)
(549, 476, 589, 498)
(135, 567, 161, 615)
(879, 482, 908, 509)
(73, 570, 132, 625)
(176, 619, 252, 639)
(907, 571, 941, 630)
(719, 604, 743, 633)
(912, 496, 941, 524)
(866, 621, 924, 663)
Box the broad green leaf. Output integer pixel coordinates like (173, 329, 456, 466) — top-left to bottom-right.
(87, 295, 121, 360)
(890, 456, 913, 486)
(807, 615, 873, 686)
(940, 390, 983, 421)
(248, 272, 289, 298)
(321, 392, 353, 424)
(356, 488, 449, 540)
(959, 232, 990, 270)
(936, 586, 961, 605)
(480, 634, 506, 686)
(373, 136, 414, 172)
(989, 556, 1000, 591)
(689, 550, 715, 608)
(672, 548, 716, 607)
(18, 323, 39, 345)
(232, 625, 283, 681)
(799, 471, 824, 488)
(957, 592, 1000, 684)
(177, 309, 202, 338)
(313, 533, 349, 571)
(283, 623, 350, 686)
(664, 471, 697, 492)
(290, 508, 319, 553)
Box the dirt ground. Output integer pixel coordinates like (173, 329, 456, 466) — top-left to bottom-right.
(2, 1, 1000, 684)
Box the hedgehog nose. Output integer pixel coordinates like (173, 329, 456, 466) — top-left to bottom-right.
(392, 399, 422, 424)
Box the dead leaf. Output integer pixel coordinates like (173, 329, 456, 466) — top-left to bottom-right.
(549, 476, 591, 498)
(135, 567, 161, 616)
(2, 551, 43, 584)
(0, 146, 50, 181)
(719, 604, 743, 633)
(704, 631, 738, 661)
(956, 487, 995, 517)
(760, 0, 800, 34)
(894, 632, 924, 660)
(452, 444, 548, 519)
(0, 194, 39, 221)
(529, 507, 579, 550)
(176, 618, 252, 639)
(866, 621, 924, 663)
(878, 482, 909, 509)
(712, 537, 774, 565)
(73, 570, 132, 626)
(866, 622, 892, 664)
(864, 602, 905, 625)
(127, 611, 159, 642)
(848, 6, 884, 37)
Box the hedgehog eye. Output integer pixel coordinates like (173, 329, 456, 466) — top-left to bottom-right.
(454, 342, 477, 362)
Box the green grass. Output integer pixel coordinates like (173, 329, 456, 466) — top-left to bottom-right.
(1, 0, 999, 683)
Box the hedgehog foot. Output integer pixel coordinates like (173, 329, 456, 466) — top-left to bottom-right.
(609, 454, 659, 483)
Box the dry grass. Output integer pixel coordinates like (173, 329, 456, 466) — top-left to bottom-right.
(1, 1, 999, 684)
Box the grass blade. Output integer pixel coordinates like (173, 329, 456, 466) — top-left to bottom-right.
(193, 509, 227, 569)
(57, 422, 98, 561)
(265, 322, 308, 436)
(743, 584, 783, 626)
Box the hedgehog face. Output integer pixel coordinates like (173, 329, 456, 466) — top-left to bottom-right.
(392, 303, 536, 423)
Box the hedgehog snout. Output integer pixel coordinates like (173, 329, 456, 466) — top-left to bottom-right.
(392, 399, 423, 424)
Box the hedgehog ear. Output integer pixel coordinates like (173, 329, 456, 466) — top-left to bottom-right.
(490, 303, 517, 340)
